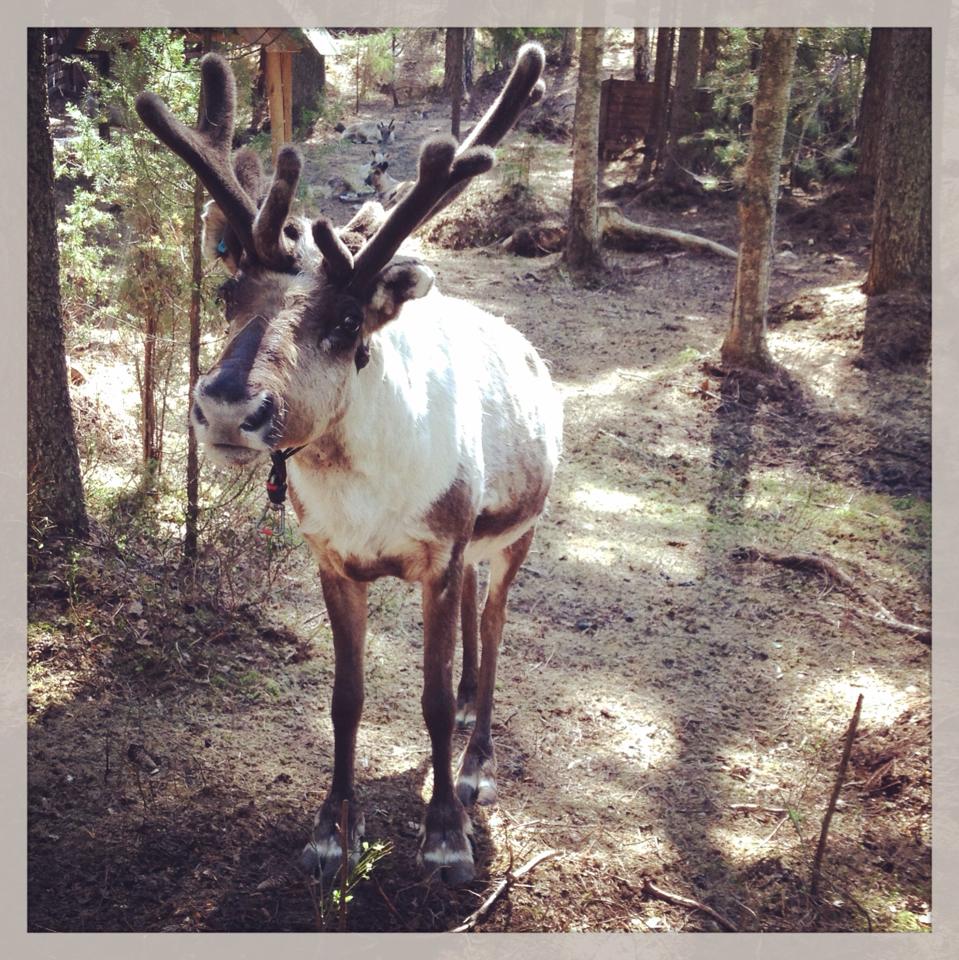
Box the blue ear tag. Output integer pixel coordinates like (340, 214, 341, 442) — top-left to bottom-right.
(216, 239, 228, 256)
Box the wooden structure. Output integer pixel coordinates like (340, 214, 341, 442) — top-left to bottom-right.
(45, 29, 113, 99)
(188, 28, 339, 162)
(598, 78, 656, 159)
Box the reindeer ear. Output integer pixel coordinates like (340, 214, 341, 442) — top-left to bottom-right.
(362, 257, 434, 329)
(201, 200, 240, 273)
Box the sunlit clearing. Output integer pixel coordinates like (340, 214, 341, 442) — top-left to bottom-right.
(571, 484, 644, 514)
(813, 281, 866, 310)
(807, 670, 917, 729)
(767, 283, 865, 403)
(711, 824, 775, 860)
(560, 369, 630, 400)
(75, 358, 139, 431)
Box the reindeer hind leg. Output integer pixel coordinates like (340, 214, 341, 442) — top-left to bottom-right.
(456, 527, 534, 808)
(456, 563, 479, 729)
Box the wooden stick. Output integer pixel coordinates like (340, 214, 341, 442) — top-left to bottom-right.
(810, 694, 864, 897)
(338, 798, 349, 932)
(449, 849, 559, 932)
(732, 547, 931, 643)
(643, 879, 739, 932)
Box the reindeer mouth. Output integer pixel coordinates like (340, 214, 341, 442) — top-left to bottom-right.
(208, 443, 266, 468)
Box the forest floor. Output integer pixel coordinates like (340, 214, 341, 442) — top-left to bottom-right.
(29, 45, 931, 934)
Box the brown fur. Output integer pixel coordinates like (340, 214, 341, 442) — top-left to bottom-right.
(305, 535, 448, 585)
(298, 425, 352, 473)
(425, 476, 476, 540)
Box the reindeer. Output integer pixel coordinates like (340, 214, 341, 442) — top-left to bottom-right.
(364, 156, 411, 209)
(135, 44, 560, 887)
(336, 118, 396, 144)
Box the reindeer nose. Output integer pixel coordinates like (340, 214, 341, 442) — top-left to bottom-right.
(192, 389, 278, 449)
(238, 393, 276, 433)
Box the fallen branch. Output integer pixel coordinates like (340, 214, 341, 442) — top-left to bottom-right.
(729, 803, 790, 815)
(598, 203, 738, 260)
(731, 547, 931, 644)
(643, 878, 739, 932)
(810, 694, 864, 897)
(449, 848, 559, 932)
(628, 252, 688, 274)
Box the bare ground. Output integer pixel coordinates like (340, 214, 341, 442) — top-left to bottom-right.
(29, 47, 931, 934)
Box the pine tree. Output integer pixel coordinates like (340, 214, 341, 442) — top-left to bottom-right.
(862, 29, 930, 295)
(565, 29, 605, 285)
(720, 29, 799, 373)
(27, 28, 89, 539)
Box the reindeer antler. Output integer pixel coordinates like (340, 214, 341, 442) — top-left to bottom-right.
(253, 146, 302, 271)
(342, 42, 546, 295)
(136, 56, 257, 253)
(347, 139, 494, 296)
(136, 54, 300, 272)
(421, 43, 546, 228)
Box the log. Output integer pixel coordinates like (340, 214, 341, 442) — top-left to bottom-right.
(598, 202, 737, 259)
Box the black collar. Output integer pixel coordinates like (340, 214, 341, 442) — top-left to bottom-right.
(266, 446, 304, 506)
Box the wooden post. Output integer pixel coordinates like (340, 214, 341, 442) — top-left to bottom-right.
(280, 51, 293, 143)
(264, 48, 288, 162)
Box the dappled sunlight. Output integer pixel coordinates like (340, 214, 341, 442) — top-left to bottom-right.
(711, 824, 778, 861)
(74, 357, 139, 432)
(570, 483, 644, 514)
(558, 369, 630, 401)
(768, 280, 867, 404)
(604, 715, 677, 773)
(563, 526, 704, 581)
(806, 670, 918, 730)
(814, 280, 867, 310)
(770, 328, 849, 402)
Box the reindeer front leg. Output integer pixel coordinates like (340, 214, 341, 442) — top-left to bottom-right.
(301, 567, 368, 880)
(418, 546, 475, 885)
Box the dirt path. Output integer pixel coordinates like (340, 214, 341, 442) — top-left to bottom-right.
(28, 208, 930, 931)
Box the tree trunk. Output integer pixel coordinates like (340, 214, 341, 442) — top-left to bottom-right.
(141, 300, 160, 484)
(446, 28, 465, 139)
(292, 46, 326, 134)
(856, 27, 893, 187)
(27, 28, 89, 540)
(700, 28, 722, 76)
(720, 28, 798, 373)
(633, 28, 651, 82)
(565, 28, 605, 284)
(863, 29, 931, 298)
(641, 27, 675, 178)
(662, 28, 702, 185)
(464, 28, 475, 92)
(698, 28, 722, 124)
(184, 30, 211, 563)
(559, 29, 576, 67)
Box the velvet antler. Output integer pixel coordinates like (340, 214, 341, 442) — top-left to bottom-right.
(136, 55, 257, 256)
(343, 42, 546, 295)
(136, 54, 300, 272)
(346, 138, 494, 297)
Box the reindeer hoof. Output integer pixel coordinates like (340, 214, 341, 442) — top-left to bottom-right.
(455, 704, 476, 730)
(456, 750, 498, 807)
(417, 808, 476, 886)
(301, 806, 365, 881)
